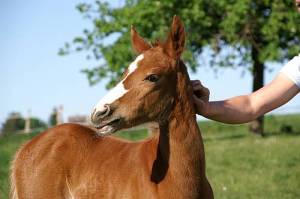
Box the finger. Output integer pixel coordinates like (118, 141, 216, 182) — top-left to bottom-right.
(193, 95, 204, 112)
(193, 83, 209, 93)
(193, 84, 204, 91)
(193, 94, 204, 105)
(194, 89, 210, 101)
(191, 80, 201, 86)
(193, 85, 208, 96)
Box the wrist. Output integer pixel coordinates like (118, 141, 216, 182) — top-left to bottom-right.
(199, 102, 211, 117)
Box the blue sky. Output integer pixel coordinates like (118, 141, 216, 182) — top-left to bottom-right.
(1, 0, 299, 125)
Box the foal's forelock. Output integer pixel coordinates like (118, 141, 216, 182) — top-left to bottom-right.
(93, 54, 145, 114)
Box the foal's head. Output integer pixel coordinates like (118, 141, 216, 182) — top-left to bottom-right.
(91, 16, 189, 135)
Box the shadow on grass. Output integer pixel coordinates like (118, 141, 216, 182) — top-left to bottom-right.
(264, 131, 300, 137)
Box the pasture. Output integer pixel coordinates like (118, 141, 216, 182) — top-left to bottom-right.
(0, 114, 299, 199)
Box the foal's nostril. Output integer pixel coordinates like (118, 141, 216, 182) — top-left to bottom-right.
(93, 104, 111, 122)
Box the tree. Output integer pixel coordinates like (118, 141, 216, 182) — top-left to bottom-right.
(2, 112, 25, 135)
(49, 108, 58, 127)
(30, 117, 47, 130)
(60, 0, 300, 135)
(1, 113, 47, 135)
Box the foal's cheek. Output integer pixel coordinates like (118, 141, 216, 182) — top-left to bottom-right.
(144, 91, 160, 107)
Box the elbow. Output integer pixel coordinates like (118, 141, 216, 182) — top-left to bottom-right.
(246, 96, 262, 123)
(245, 110, 260, 123)
(229, 95, 259, 124)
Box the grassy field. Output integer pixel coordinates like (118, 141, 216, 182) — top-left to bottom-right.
(0, 114, 299, 198)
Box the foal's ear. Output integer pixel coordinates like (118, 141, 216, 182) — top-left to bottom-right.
(164, 16, 185, 59)
(131, 26, 151, 54)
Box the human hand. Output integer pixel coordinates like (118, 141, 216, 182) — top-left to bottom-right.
(191, 80, 210, 115)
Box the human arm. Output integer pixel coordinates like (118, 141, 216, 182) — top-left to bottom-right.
(192, 55, 300, 124)
(193, 75, 299, 124)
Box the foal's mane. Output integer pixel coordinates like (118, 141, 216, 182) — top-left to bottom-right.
(151, 39, 164, 48)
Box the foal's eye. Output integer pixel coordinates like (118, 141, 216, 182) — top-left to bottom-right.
(145, 74, 159, 83)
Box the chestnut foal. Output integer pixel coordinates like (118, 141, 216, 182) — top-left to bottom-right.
(10, 16, 213, 199)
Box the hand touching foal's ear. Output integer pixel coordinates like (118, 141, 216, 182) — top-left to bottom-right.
(191, 80, 210, 115)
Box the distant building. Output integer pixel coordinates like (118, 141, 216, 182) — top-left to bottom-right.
(56, 105, 64, 125)
(24, 110, 31, 133)
(68, 115, 88, 125)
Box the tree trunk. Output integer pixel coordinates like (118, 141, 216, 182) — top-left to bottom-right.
(249, 46, 264, 136)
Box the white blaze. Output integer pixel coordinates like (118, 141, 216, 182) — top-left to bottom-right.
(93, 54, 144, 113)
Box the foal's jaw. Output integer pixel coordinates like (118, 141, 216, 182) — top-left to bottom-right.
(93, 117, 122, 135)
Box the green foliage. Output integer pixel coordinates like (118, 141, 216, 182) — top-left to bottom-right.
(29, 117, 47, 130)
(49, 109, 58, 127)
(60, 0, 300, 88)
(49, 114, 56, 127)
(2, 112, 25, 135)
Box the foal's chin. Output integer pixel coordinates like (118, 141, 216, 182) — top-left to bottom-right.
(92, 117, 123, 136)
(95, 125, 118, 136)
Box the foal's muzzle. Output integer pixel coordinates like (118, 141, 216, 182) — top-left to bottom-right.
(90, 104, 122, 135)
(91, 104, 111, 124)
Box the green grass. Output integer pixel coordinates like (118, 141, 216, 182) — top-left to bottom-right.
(0, 114, 299, 198)
(0, 131, 39, 199)
(201, 114, 300, 199)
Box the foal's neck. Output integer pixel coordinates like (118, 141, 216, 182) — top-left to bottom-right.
(153, 62, 206, 192)
(168, 62, 204, 170)
(168, 60, 201, 143)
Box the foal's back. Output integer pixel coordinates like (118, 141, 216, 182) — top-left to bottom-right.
(11, 123, 159, 199)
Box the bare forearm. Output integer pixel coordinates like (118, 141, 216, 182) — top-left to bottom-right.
(203, 96, 256, 124)
(202, 74, 299, 124)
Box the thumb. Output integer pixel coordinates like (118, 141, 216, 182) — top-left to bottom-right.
(193, 94, 205, 113)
